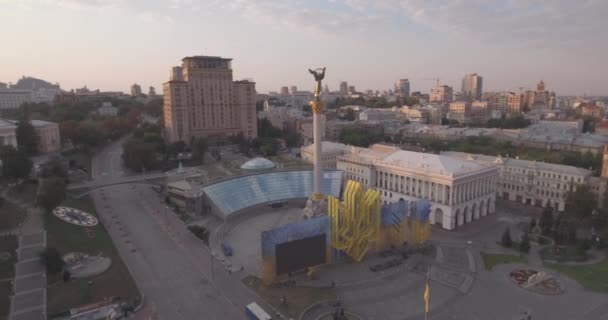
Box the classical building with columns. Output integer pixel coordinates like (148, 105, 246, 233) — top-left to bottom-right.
(336, 144, 499, 230)
(442, 151, 593, 211)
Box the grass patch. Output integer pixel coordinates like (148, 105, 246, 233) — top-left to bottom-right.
(242, 275, 336, 319)
(540, 245, 588, 262)
(45, 195, 139, 316)
(481, 252, 527, 270)
(545, 259, 608, 293)
(0, 235, 18, 280)
(0, 201, 26, 232)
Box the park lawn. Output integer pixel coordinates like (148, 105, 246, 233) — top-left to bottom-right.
(481, 252, 527, 270)
(45, 195, 140, 316)
(0, 235, 18, 280)
(545, 259, 608, 293)
(242, 275, 336, 319)
(0, 201, 27, 232)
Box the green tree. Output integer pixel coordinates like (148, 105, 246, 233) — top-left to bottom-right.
(284, 133, 302, 148)
(539, 206, 554, 235)
(16, 120, 38, 155)
(122, 139, 158, 172)
(36, 177, 66, 213)
(565, 184, 597, 220)
(342, 108, 356, 121)
(191, 138, 208, 162)
(519, 233, 531, 253)
(501, 227, 513, 248)
(529, 218, 537, 232)
(257, 118, 282, 138)
(39, 247, 65, 275)
(0, 145, 33, 181)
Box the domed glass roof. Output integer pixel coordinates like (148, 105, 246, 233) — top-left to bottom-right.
(240, 157, 275, 170)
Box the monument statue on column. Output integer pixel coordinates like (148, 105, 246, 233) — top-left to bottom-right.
(303, 67, 328, 219)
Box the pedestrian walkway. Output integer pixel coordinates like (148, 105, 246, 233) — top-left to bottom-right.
(1, 187, 47, 320)
(9, 232, 47, 320)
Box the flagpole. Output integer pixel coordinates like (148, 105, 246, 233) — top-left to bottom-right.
(424, 264, 430, 320)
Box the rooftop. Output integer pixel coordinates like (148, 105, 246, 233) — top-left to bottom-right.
(341, 144, 491, 177)
(441, 151, 592, 176)
(182, 55, 232, 61)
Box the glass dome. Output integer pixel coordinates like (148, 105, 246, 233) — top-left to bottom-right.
(240, 157, 276, 170)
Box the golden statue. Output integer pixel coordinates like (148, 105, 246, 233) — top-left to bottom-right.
(308, 67, 326, 114)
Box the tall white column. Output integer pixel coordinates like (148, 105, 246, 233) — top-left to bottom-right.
(313, 112, 322, 197)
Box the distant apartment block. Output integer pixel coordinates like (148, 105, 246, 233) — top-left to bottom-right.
(448, 101, 471, 124)
(430, 85, 453, 103)
(394, 79, 410, 97)
(163, 55, 257, 143)
(0, 119, 17, 147)
(131, 83, 142, 96)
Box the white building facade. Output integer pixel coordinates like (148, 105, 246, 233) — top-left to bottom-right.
(336, 144, 499, 230)
(442, 152, 592, 211)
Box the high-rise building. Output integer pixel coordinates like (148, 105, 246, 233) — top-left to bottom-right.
(149, 86, 156, 96)
(430, 85, 453, 103)
(461, 73, 483, 101)
(290, 86, 297, 94)
(348, 86, 355, 94)
(280, 86, 289, 95)
(339, 81, 348, 95)
(131, 83, 142, 96)
(163, 55, 257, 144)
(394, 79, 410, 97)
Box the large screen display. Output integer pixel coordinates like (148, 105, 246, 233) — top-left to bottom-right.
(275, 234, 326, 275)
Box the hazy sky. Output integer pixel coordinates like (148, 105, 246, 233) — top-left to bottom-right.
(1, 0, 607, 95)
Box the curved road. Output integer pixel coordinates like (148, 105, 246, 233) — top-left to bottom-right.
(89, 139, 271, 320)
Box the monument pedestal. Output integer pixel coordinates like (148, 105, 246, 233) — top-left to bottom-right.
(302, 194, 327, 219)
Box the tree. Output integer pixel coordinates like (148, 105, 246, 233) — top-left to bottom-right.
(342, 108, 356, 121)
(39, 158, 67, 179)
(257, 118, 282, 138)
(36, 177, 66, 213)
(284, 133, 302, 149)
(122, 139, 158, 172)
(191, 138, 208, 162)
(565, 184, 597, 220)
(529, 218, 537, 232)
(39, 247, 65, 275)
(519, 233, 531, 253)
(501, 227, 513, 248)
(16, 120, 38, 155)
(539, 206, 554, 236)
(0, 145, 32, 181)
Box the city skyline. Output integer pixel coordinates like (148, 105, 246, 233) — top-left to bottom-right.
(1, 0, 607, 95)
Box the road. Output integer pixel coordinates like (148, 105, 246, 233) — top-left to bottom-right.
(89, 139, 269, 320)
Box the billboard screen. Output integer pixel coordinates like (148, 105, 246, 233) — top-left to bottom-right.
(275, 234, 326, 275)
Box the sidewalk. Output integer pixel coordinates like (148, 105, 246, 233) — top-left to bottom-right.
(1, 186, 47, 320)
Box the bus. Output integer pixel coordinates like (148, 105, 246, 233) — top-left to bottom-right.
(245, 302, 272, 320)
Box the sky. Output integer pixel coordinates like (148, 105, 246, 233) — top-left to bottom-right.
(1, 0, 607, 95)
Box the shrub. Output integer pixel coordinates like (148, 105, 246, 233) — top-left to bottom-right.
(519, 233, 531, 253)
(501, 227, 513, 248)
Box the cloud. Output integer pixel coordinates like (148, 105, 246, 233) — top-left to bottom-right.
(220, 0, 378, 35)
(136, 11, 174, 24)
(335, 0, 608, 47)
(44, 0, 125, 10)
